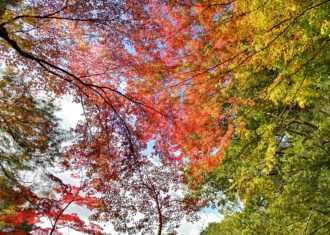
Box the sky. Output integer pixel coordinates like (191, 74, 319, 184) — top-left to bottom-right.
(55, 95, 222, 235)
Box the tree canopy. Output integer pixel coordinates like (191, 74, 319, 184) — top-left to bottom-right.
(0, 0, 329, 234)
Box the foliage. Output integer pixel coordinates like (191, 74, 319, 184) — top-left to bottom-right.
(91, 156, 202, 235)
(0, 1, 202, 233)
(0, 69, 62, 231)
(0, 0, 329, 234)
(194, 0, 330, 234)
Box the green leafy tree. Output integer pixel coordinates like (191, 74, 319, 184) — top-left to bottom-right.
(197, 0, 330, 234)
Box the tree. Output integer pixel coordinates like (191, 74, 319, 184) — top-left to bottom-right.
(186, 0, 330, 234)
(126, 0, 241, 178)
(90, 155, 202, 235)
(1, 0, 328, 234)
(112, 0, 329, 233)
(0, 69, 105, 234)
(0, 0, 179, 191)
(0, 1, 202, 232)
(0, 68, 63, 232)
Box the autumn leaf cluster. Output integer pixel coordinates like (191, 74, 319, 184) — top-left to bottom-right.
(0, 0, 329, 234)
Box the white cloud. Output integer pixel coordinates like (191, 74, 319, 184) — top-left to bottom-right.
(56, 95, 83, 130)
